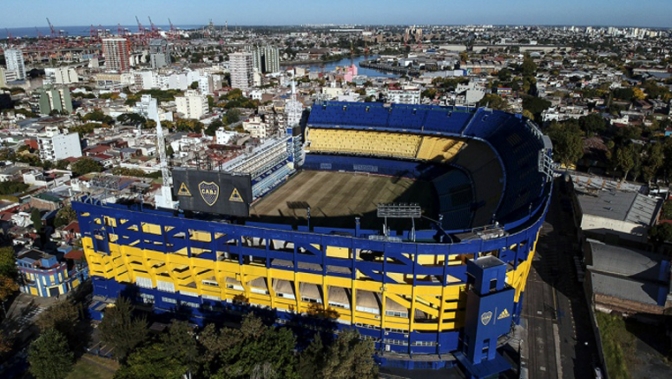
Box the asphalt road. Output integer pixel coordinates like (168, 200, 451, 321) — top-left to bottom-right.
(522, 181, 599, 379)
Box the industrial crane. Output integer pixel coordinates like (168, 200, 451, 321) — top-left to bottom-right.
(148, 16, 160, 35)
(135, 16, 146, 34)
(46, 18, 57, 38)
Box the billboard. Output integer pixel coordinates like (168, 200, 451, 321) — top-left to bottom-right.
(172, 169, 252, 217)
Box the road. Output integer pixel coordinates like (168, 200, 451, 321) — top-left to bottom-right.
(522, 180, 599, 379)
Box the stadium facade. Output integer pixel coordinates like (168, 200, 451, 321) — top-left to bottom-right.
(74, 101, 553, 376)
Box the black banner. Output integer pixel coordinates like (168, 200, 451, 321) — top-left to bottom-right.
(172, 169, 252, 217)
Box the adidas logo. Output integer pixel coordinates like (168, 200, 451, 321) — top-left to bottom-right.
(497, 308, 510, 320)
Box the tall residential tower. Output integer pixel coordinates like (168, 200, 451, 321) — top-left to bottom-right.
(229, 52, 254, 91)
(4, 49, 26, 81)
(102, 38, 131, 73)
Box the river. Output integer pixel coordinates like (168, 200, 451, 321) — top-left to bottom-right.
(293, 55, 399, 78)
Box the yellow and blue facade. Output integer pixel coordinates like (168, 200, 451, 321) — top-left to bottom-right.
(16, 249, 87, 298)
(74, 102, 553, 374)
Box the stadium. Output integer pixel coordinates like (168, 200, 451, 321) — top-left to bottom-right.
(74, 101, 553, 376)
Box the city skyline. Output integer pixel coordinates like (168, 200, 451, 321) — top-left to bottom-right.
(1, 0, 671, 29)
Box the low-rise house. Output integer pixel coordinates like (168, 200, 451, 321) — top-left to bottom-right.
(16, 248, 88, 297)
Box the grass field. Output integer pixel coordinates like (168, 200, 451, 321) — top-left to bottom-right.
(250, 170, 437, 230)
(596, 312, 636, 379)
(66, 355, 118, 379)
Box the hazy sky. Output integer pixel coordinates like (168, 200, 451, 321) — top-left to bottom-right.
(1, 0, 671, 28)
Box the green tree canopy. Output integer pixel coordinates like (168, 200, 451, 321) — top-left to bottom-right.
(54, 205, 77, 228)
(98, 297, 148, 360)
(28, 329, 74, 379)
(641, 143, 664, 183)
(614, 143, 640, 182)
(0, 180, 29, 196)
(71, 157, 103, 176)
(578, 113, 607, 136)
(114, 342, 188, 379)
(522, 96, 551, 116)
(35, 300, 80, 349)
(117, 113, 147, 125)
(82, 109, 114, 125)
(301, 329, 378, 379)
(547, 121, 584, 168)
(0, 246, 17, 279)
(478, 93, 509, 111)
(649, 223, 672, 245)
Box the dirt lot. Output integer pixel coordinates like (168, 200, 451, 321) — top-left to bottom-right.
(249, 170, 437, 230)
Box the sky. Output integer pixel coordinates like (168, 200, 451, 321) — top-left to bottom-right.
(1, 0, 671, 29)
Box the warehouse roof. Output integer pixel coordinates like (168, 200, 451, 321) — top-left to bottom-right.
(587, 240, 667, 282)
(576, 190, 661, 226)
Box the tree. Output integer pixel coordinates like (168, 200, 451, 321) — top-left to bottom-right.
(205, 119, 224, 136)
(0, 276, 18, 316)
(578, 113, 607, 136)
(497, 68, 512, 82)
(522, 109, 535, 120)
(520, 55, 537, 77)
(641, 143, 664, 183)
(28, 329, 74, 379)
(547, 121, 584, 168)
(31, 208, 43, 233)
(35, 301, 80, 349)
(98, 297, 148, 360)
(117, 113, 147, 126)
(649, 223, 672, 245)
(0, 246, 17, 279)
(317, 329, 378, 379)
(522, 96, 551, 116)
(71, 157, 103, 176)
(190, 81, 199, 90)
(615, 143, 639, 182)
(478, 93, 509, 111)
(224, 109, 241, 125)
(0, 330, 12, 353)
(54, 205, 77, 228)
(114, 342, 187, 379)
(160, 321, 200, 378)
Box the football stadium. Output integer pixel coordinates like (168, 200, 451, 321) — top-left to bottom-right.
(74, 101, 553, 376)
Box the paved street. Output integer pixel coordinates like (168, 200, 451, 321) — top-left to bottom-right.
(522, 180, 599, 379)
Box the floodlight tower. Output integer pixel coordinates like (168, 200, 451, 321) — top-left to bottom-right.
(139, 95, 176, 209)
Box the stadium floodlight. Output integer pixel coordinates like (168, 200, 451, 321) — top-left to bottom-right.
(376, 203, 421, 218)
(377, 203, 422, 241)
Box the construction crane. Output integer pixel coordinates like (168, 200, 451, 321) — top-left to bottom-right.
(35, 27, 43, 39)
(46, 18, 57, 38)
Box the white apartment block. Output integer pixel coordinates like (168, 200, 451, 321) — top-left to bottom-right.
(4, 49, 26, 81)
(230, 52, 254, 91)
(243, 115, 274, 139)
(175, 90, 208, 120)
(44, 67, 79, 85)
(387, 87, 421, 105)
(215, 128, 236, 145)
(37, 127, 82, 162)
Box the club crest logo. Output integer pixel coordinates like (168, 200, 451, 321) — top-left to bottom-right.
(198, 181, 219, 206)
(481, 311, 493, 326)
